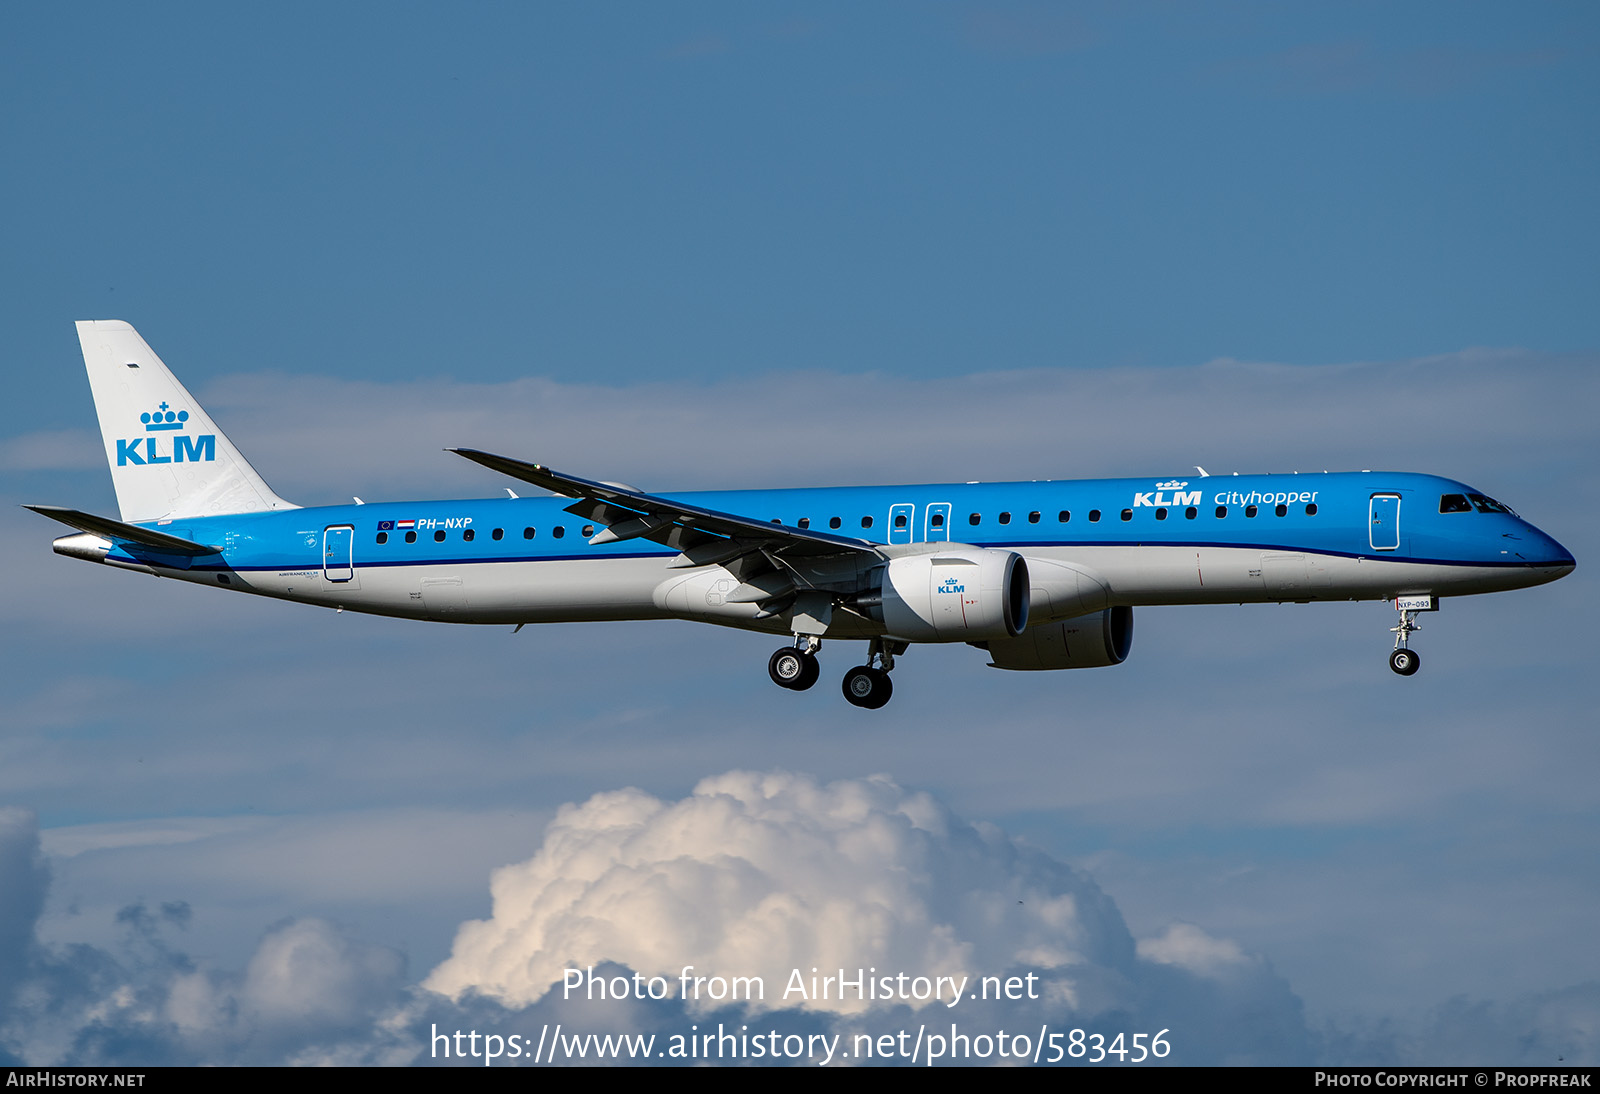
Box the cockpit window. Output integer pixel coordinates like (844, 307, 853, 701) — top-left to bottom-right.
(1439, 494, 1471, 514)
(1468, 493, 1516, 516)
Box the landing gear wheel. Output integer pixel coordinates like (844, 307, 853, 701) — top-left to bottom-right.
(769, 648, 819, 690)
(842, 666, 893, 709)
(1389, 648, 1421, 676)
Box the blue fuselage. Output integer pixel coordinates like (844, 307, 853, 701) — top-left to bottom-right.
(84, 471, 1571, 633)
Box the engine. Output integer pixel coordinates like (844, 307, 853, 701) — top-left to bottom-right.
(860, 548, 1029, 642)
(978, 606, 1133, 671)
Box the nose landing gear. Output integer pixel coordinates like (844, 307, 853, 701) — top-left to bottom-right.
(1389, 646, 1421, 676)
(1388, 596, 1435, 676)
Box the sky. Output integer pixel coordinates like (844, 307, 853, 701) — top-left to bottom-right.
(2, 1, 1598, 1067)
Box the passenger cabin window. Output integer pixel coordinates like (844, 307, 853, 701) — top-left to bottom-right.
(553, 526, 565, 538)
(894, 514, 907, 528)
(1058, 510, 1070, 523)
(969, 513, 981, 525)
(434, 529, 446, 542)
(376, 532, 388, 544)
(1274, 504, 1287, 517)
(861, 516, 873, 529)
(523, 527, 535, 539)
(1089, 510, 1101, 522)
(582, 525, 594, 537)
(1185, 507, 1197, 519)
(1120, 509, 1132, 521)
(1306, 504, 1318, 516)
(1155, 507, 1168, 520)
(829, 517, 841, 529)
(1215, 506, 1227, 518)
(798, 518, 810, 529)
(405, 531, 417, 543)
(931, 513, 945, 528)
(1440, 494, 1472, 514)
(463, 528, 475, 541)
(1245, 505, 1258, 518)
(1028, 511, 1040, 524)
(492, 528, 504, 540)
(999, 512, 1012, 525)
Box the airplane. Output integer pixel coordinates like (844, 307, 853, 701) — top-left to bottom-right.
(28, 321, 1576, 709)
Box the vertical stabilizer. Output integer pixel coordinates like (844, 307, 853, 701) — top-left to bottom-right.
(76, 320, 296, 523)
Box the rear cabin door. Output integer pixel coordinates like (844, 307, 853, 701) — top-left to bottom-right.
(323, 525, 354, 581)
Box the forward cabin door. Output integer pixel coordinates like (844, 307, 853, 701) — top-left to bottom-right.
(1369, 494, 1401, 552)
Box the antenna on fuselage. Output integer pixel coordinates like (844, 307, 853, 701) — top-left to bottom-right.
(1195, 466, 1209, 477)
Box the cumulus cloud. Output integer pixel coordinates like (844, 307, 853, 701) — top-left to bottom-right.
(426, 771, 1135, 1014)
(0, 807, 413, 1065)
(8, 777, 1592, 1065)
(423, 770, 1313, 1063)
(3, 910, 413, 1066)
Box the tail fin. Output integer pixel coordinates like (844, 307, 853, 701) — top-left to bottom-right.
(76, 320, 296, 523)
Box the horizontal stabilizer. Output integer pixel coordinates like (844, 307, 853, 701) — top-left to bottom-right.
(23, 505, 216, 555)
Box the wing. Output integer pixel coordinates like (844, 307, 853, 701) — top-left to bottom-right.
(449, 448, 882, 567)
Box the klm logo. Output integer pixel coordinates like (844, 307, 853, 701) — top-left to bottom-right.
(116, 402, 216, 466)
(1133, 479, 1201, 508)
(937, 579, 966, 595)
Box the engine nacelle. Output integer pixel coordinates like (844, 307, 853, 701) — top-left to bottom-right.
(869, 548, 1029, 642)
(979, 606, 1133, 671)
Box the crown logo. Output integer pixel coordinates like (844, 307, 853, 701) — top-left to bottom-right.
(141, 402, 190, 432)
(1156, 479, 1188, 490)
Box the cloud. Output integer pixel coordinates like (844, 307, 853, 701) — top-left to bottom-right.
(2, 902, 410, 1065)
(425, 770, 1128, 1013)
(10, 349, 1594, 512)
(424, 770, 1312, 1061)
(1322, 984, 1600, 1067)
(0, 809, 49, 1011)
(8, 777, 1598, 1065)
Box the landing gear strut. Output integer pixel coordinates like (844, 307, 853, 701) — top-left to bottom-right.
(842, 638, 905, 709)
(769, 638, 821, 691)
(1389, 603, 1425, 676)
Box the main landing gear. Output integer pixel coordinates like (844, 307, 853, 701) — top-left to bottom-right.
(840, 637, 903, 710)
(768, 639, 821, 691)
(767, 637, 905, 708)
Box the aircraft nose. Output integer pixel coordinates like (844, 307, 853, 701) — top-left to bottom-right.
(1529, 528, 1576, 576)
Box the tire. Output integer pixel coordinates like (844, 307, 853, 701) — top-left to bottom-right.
(769, 648, 809, 689)
(1389, 648, 1421, 676)
(842, 666, 893, 709)
(794, 652, 820, 691)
